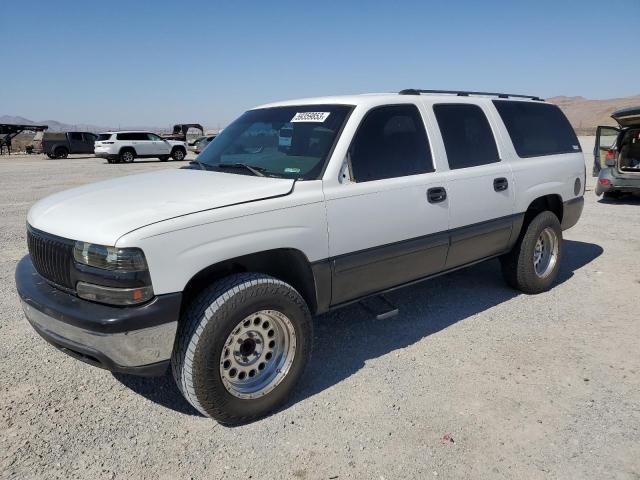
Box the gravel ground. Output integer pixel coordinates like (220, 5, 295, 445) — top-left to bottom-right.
(1, 141, 639, 479)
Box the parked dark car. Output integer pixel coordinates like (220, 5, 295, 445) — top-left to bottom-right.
(594, 107, 640, 198)
(43, 132, 97, 159)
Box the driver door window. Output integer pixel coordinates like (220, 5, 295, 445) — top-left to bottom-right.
(349, 105, 434, 182)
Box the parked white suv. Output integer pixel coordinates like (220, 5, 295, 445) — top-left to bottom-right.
(16, 90, 584, 425)
(94, 131, 187, 163)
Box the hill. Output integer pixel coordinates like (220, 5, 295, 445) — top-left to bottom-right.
(547, 95, 640, 135)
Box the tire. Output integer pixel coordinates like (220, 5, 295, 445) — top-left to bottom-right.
(119, 149, 135, 163)
(46, 153, 55, 159)
(54, 147, 69, 159)
(171, 148, 186, 161)
(500, 211, 562, 294)
(172, 273, 313, 425)
(158, 155, 169, 162)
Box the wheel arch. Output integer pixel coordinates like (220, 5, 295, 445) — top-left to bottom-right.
(180, 248, 322, 317)
(517, 194, 563, 239)
(119, 146, 137, 156)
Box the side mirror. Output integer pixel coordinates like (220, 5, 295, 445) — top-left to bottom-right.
(605, 159, 616, 167)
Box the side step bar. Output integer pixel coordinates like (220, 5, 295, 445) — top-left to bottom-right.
(359, 295, 399, 320)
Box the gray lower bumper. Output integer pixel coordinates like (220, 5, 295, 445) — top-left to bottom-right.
(16, 255, 181, 376)
(22, 299, 177, 372)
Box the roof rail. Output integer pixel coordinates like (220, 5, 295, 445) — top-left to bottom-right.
(398, 89, 544, 101)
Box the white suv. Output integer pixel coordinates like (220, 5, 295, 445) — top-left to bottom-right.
(94, 131, 187, 163)
(16, 90, 585, 425)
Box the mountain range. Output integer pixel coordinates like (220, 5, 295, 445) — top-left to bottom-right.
(4, 94, 640, 136)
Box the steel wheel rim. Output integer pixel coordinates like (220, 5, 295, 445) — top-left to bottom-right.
(533, 227, 558, 278)
(219, 310, 296, 399)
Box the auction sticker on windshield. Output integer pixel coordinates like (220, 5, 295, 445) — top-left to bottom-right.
(291, 112, 331, 123)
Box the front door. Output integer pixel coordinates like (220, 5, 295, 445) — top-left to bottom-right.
(431, 103, 515, 268)
(147, 133, 171, 156)
(324, 104, 450, 305)
(594, 126, 620, 174)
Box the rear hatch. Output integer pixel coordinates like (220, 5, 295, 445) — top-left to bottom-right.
(94, 133, 114, 149)
(612, 107, 640, 128)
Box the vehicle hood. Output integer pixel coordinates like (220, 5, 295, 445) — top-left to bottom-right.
(28, 169, 294, 245)
(612, 106, 640, 127)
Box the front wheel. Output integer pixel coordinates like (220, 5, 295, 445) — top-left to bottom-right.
(500, 211, 562, 294)
(171, 148, 186, 161)
(172, 273, 313, 425)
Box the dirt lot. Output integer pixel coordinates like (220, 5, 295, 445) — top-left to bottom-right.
(1, 141, 639, 479)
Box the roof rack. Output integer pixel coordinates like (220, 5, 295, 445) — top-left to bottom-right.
(398, 89, 544, 101)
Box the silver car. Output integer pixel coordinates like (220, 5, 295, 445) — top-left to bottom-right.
(594, 107, 640, 198)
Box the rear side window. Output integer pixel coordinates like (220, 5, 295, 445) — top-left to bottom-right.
(117, 132, 148, 141)
(433, 104, 499, 169)
(69, 132, 83, 141)
(97, 134, 112, 141)
(493, 101, 580, 157)
(349, 104, 434, 182)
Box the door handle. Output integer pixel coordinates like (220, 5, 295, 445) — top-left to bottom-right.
(427, 187, 447, 203)
(494, 177, 508, 192)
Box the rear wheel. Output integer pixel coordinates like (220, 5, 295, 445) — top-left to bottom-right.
(119, 149, 135, 163)
(54, 147, 69, 159)
(172, 273, 313, 425)
(500, 211, 562, 294)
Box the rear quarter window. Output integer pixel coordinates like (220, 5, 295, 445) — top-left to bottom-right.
(493, 101, 580, 157)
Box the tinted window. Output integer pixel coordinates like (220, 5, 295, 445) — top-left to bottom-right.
(197, 105, 352, 180)
(97, 134, 112, 141)
(349, 105, 433, 182)
(117, 132, 147, 141)
(493, 101, 580, 157)
(434, 104, 499, 169)
(83, 133, 96, 142)
(147, 133, 162, 141)
(69, 132, 83, 141)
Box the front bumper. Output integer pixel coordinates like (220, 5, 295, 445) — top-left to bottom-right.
(16, 255, 181, 376)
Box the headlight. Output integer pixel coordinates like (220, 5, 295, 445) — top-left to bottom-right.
(73, 241, 148, 271)
(76, 282, 154, 306)
(73, 242, 153, 305)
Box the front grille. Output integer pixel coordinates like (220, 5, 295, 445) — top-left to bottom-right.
(27, 226, 75, 289)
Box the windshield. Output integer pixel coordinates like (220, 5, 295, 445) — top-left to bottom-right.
(196, 105, 352, 179)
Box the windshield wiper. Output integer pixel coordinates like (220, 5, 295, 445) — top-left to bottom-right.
(218, 163, 266, 177)
(187, 160, 212, 171)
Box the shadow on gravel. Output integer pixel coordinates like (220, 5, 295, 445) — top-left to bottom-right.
(289, 239, 603, 411)
(112, 240, 602, 419)
(598, 193, 640, 205)
(113, 371, 203, 417)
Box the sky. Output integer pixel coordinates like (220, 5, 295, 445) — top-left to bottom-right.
(1, 0, 639, 128)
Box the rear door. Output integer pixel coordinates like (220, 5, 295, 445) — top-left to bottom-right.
(432, 103, 515, 268)
(594, 126, 620, 173)
(324, 103, 450, 305)
(67, 132, 85, 153)
(82, 133, 97, 153)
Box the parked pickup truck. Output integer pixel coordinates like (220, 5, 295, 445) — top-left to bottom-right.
(16, 90, 585, 425)
(43, 132, 97, 159)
